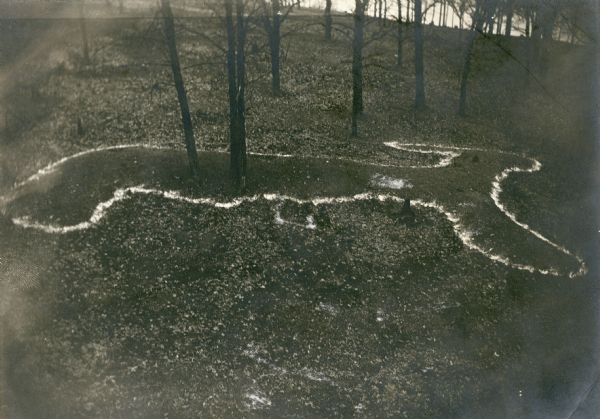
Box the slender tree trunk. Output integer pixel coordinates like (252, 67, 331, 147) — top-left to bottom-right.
(458, 3, 485, 116)
(485, 4, 495, 34)
(397, 0, 403, 66)
(505, 0, 513, 36)
(524, 9, 537, 83)
(325, 0, 333, 40)
(225, 0, 239, 183)
(406, 0, 410, 22)
(235, 0, 247, 190)
(414, 0, 425, 110)
(269, 0, 282, 95)
(557, 20, 563, 42)
(442, 0, 448, 27)
(539, 2, 557, 74)
(525, 8, 530, 37)
(384, 0, 388, 23)
(458, 35, 476, 116)
(531, 11, 542, 71)
(351, 0, 366, 136)
(442, 1, 446, 26)
(496, 14, 503, 35)
(226, 0, 247, 189)
(78, 0, 90, 65)
(487, 16, 494, 34)
(161, 0, 200, 178)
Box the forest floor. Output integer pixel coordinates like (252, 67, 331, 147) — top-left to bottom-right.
(1, 4, 600, 418)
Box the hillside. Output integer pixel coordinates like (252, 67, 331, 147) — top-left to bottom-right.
(1, 6, 599, 418)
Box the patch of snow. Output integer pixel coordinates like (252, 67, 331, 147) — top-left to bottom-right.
(305, 214, 317, 230)
(299, 367, 335, 384)
(384, 142, 462, 168)
(317, 302, 338, 315)
(244, 390, 271, 410)
(242, 343, 336, 386)
(272, 202, 317, 230)
(370, 174, 413, 190)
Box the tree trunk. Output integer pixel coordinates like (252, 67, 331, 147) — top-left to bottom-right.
(269, 0, 282, 95)
(539, 2, 557, 73)
(384, 0, 388, 23)
(397, 0, 403, 66)
(325, 0, 333, 40)
(557, 20, 563, 42)
(458, 31, 477, 116)
(351, 0, 366, 137)
(225, 0, 239, 183)
(458, 2, 490, 116)
(504, 0, 513, 36)
(442, 0, 448, 27)
(225, 0, 247, 189)
(161, 0, 200, 178)
(487, 16, 494, 34)
(496, 14, 503, 35)
(531, 11, 542, 71)
(414, 0, 425, 110)
(235, 0, 247, 190)
(406, 0, 410, 23)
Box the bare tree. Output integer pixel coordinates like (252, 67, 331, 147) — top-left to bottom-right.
(261, 0, 294, 96)
(505, 0, 514, 36)
(538, 0, 558, 72)
(458, 0, 498, 116)
(351, 0, 369, 136)
(456, 0, 469, 32)
(160, 0, 201, 178)
(225, 0, 248, 190)
(396, 0, 403, 66)
(325, 0, 333, 40)
(384, 0, 388, 22)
